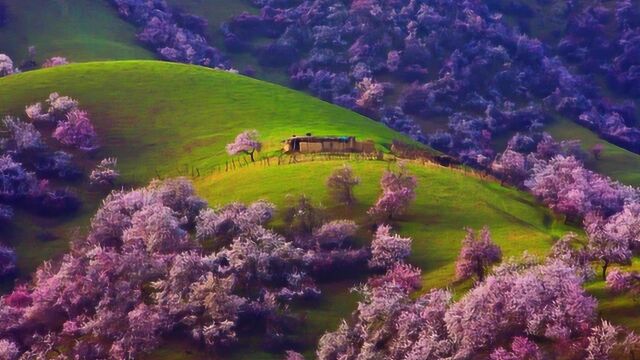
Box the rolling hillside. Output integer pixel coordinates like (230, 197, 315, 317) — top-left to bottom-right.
(0, 60, 413, 274)
(0, 0, 153, 64)
(0, 61, 635, 359)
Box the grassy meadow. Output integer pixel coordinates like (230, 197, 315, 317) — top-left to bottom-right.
(0, 0, 153, 64)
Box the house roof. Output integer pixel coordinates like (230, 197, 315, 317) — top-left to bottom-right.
(282, 135, 355, 143)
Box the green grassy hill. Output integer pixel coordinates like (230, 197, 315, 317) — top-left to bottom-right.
(0, 61, 635, 358)
(0, 60, 413, 273)
(0, 0, 153, 64)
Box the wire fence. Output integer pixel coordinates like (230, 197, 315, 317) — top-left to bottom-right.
(149, 148, 498, 187)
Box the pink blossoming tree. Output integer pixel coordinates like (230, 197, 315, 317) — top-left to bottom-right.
(226, 129, 262, 162)
(2, 116, 44, 151)
(368, 164, 417, 220)
(585, 213, 632, 279)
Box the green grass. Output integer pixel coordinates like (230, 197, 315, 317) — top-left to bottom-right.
(0, 0, 154, 64)
(0, 61, 410, 182)
(546, 117, 640, 187)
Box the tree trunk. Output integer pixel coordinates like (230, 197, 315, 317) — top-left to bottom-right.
(602, 260, 609, 280)
(477, 269, 484, 283)
(249, 150, 255, 162)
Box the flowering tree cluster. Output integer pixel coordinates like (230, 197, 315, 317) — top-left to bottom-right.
(0, 155, 38, 202)
(455, 226, 502, 282)
(525, 155, 635, 220)
(107, 0, 228, 68)
(24, 93, 99, 151)
(2, 116, 44, 152)
(0, 153, 80, 218)
(606, 269, 640, 298)
(326, 164, 360, 205)
(52, 109, 99, 151)
(280, 196, 369, 278)
(25, 92, 78, 123)
(317, 257, 600, 359)
(368, 165, 417, 221)
(214, 0, 640, 163)
(226, 129, 261, 162)
(0, 178, 374, 357)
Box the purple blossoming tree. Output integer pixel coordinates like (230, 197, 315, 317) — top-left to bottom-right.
(455, 226, 502, 282)
(369, 224, 412, 269)
(368, 164, 417, 220)
(52, 109, 99, 151)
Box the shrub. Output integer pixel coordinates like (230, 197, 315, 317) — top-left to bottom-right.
(90, 158, 119, 186)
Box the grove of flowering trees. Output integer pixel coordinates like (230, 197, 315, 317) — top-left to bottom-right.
(210, 0, 640, 164)
(0, 178, 376, 357)
(107, 0, 228, 68)
(316, 254, 621, 359)
(0, 95, 121, 282)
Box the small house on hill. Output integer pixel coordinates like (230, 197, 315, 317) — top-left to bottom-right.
(282, 134, 375, 154)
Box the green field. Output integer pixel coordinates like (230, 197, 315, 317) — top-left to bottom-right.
(0, 61, 636, 358)
(546, 117, 640, 187)
(0, 0, 153, 64)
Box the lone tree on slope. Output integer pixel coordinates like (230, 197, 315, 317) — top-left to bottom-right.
(455, 226, 502, 283)
(326, 164, 360, 205)
(226, 129, 262, 162)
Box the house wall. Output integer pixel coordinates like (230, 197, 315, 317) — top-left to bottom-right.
(354, 141, 375, 153)
(300, 141, 323, 152)
(283, 138, 375, 153)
